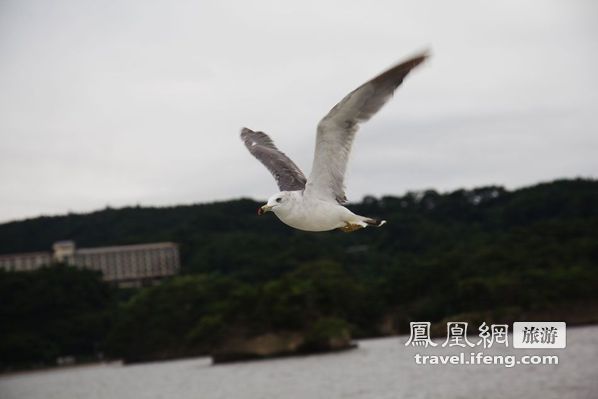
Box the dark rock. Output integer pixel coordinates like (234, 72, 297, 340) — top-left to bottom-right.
(212, 320, 357, 364)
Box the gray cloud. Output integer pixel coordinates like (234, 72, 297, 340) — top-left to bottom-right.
(0, 0, 597, 222)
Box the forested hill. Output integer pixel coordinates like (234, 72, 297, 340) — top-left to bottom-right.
(1, 178, 598, 367)
(1, 178, 597, 283)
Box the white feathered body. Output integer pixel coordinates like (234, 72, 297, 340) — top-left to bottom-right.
(270, 191, 366, 232)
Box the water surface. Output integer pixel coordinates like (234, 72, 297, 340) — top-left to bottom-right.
(1, 325, 596, 399)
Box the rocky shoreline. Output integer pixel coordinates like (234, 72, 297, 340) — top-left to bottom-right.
(212, 318, 357, 364)
(212, 332, 357, 364)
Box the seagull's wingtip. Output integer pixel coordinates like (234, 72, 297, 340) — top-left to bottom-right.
(410, 49, 432, 66)
(240, 127, 254, 139)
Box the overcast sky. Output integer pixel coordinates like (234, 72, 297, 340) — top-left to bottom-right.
(1, 0, 596, 223)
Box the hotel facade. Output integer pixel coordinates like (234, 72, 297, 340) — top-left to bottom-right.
(0, 241, 180, 287)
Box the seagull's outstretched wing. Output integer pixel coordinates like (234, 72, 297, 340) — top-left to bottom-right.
(304, 52, 429, 203)
(241, 127, 307, 191)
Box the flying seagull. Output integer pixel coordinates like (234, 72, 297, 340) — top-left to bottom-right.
(241, 52, 428, 232)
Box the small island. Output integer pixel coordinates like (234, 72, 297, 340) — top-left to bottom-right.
(212, 318, 357, 364)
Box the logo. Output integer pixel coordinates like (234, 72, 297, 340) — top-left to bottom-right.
(512, 322, 566, 349)
(405, 321, 564, 367)
(405, 321, 566, 349)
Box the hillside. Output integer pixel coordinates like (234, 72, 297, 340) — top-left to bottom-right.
(1, 178, 597, 367)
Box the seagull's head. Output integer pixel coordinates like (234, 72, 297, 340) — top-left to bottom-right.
(258, 192, 292, 216)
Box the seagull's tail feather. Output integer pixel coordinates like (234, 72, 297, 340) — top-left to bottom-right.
(363, 217, 387, 227)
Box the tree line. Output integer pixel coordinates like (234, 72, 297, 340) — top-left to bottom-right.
(1, 178, 597, 368)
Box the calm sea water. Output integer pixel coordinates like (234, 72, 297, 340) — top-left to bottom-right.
(1, 325, 597, 399)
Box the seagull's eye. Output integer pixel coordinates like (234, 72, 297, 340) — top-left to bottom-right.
(276, 198, 282, 203)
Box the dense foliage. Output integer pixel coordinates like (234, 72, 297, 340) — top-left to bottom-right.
(0, 265, 114, 369)
(1, 178, 597, 367)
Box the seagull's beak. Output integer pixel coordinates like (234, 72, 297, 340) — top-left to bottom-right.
(258, 204, 273, 215)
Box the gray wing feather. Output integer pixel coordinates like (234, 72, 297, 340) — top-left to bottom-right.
(304, 52, 429, 203)
(241, 127, 307, 191)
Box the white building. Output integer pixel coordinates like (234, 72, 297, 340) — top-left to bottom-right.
(0, 251, 53, 272)
(0, 241, 180, 287)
